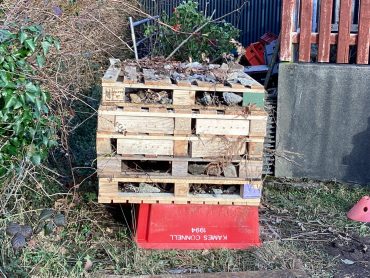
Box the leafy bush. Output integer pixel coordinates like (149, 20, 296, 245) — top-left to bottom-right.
(145, 0, 240, 61)
(0, 26, 59, 176)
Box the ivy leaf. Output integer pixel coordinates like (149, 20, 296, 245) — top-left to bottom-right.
(44, 222, 55, 236)
(19, 31, 28, 44)
(39, 208, 54, 221)
(6, 222, 21, 236)
(41, 41, 51, 56)
(25, 82, 39, 94)
(24, 39, 36, 52)
(54, 213, 66, 227)
(0, 30, 13, 43)
(20, 225, 33, 238)
(5, 95, 17, 109)
(31, 154, 41, 165)
(11, 233, 26, 251)
(25, 92, 36, 104)
(54, 39, 61, 51)
(36, 55, 45, 68)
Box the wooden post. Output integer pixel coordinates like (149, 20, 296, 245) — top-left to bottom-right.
(280, 0, 297, 61)
(356, 0, 370, 64)
(299, 0, 314, 62)
(318, 0, 334, 62)
(337, 0, 352, 63)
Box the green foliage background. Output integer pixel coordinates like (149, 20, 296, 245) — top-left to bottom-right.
(146, 0, 240, 61)
(0, 26, 59, 176)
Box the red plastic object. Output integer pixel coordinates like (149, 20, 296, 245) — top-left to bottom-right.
(347, 196, 370, 223)
(135, 204, 260, 249)
(245, 42, 265, 65)
(259, 32, 279, 45)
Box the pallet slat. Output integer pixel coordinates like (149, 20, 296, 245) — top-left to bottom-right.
(357, 0, 370, 64)
(298, 0, 314, 62)
(337, 0, 352, 63)
(318, 0, 334, 62)
(280, 0, 297, 62)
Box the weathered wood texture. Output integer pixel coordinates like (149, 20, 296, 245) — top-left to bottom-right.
(298, 0, 314, 62)
(318, 0, 334, 62)
(98, 177, 262, 206)
(281, 0, 370, 64)
(357, 0, 370, 64)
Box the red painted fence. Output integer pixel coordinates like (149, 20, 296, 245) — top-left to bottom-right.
(280, 0, 370, 64)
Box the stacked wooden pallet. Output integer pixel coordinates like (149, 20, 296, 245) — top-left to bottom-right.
(97, 61, 267, 206)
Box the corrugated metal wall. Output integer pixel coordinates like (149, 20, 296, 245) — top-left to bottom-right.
(140, 0, 282, 45)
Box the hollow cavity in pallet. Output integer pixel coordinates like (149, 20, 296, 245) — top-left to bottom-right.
(96, 134, 265, 159)
(97, 105, 267, 137)
(101, 65, 265, 107)
(97, 155, 263, 180)
(98, 177, 262, 206)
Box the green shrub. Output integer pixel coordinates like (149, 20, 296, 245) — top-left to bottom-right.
(145, 0, 240, 61)
(0, 26, 59, 177)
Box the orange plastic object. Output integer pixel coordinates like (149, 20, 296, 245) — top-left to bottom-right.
(245, 42, 265, 65)
(347, 196, 370, 223)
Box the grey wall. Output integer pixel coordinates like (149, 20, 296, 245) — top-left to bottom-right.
(276, 63, 370, 184)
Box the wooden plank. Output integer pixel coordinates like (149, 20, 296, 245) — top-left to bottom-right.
(190, 138, 246, 158)
(357, 0, 370, 64)
(97, 132, 265, 142)
(239, 160, 263, 179)
(248, 141, 264, 158)
(96, 138, 112, 155)
(104, 176, 250, 184)
(337, 0, 352, 63)
(123, 66, 138, 84)
(174, 183, 189, 197)
(103, 82, 265, 93)
(318, 0, 334, 62)
(299, 0, 314, 62)
(97, 157, 122, 173)
(115, 116, 174, 134)
(292, 32, 358, 44)
(280, 0, 297, 61)
(174, 118, 192, 135)
(99, 109, 266, 120)
(249, 119, 267, 136)
(173, 140, 189, 156)
(172, 161, 188, 176)
(102, 65, 121, 83)
(173, 90, 196, 105)
(97, 115, 115, 132)
(102, 86, 125, 102)
(99, 193, 260, 206)
(196, 119, 250, 136)
(117, 139, 173, 156)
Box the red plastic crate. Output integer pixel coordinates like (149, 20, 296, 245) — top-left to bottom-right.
(259, 32, 279, 45)
(135, 204, 260, 249)
(245, 42, 265, 65)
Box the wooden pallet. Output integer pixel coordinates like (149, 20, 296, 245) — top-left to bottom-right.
(97, 155, 263, 179)
(98, 177, 262, 206)
(98, 105, 267, 136)
(101, 65, 265, 107)
(96, 133, 264, 159)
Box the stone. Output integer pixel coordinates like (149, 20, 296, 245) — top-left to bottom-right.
(138, 183, 161, 193)
(223, 164, 237, 178)
(212, 188, 223, 195)
(188, 164, 207, 175)
(129, 94, 142, 103)
(223, 92, 243, 106)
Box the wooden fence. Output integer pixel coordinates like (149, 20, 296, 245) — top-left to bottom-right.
(280, 0, 370, 64)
